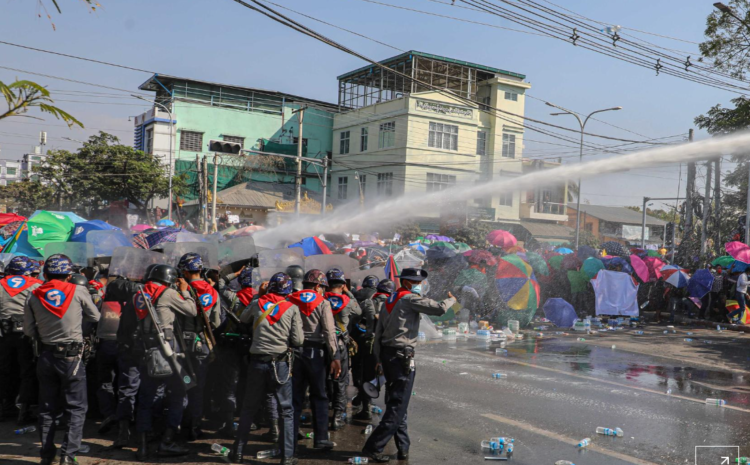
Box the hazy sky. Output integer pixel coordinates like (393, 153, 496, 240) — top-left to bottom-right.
(0, 0, 738, 211)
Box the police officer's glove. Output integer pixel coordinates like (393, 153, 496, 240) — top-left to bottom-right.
(347, 338, 359, 358)
(82, 338, 94, 365)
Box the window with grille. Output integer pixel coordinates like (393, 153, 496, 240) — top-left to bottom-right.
(377, 172, 393, 196)
(145, 128, 154, 154)
(338, 176, 348, 199)
(476, 131, 487, 156)
(504, 91, 518, 101)
(480, 96, 491, 111)
(498, 192, 513, 206)
(340, 131, 350, 154)
(223, 135, 245, 148)
(379, 122, 395, 148)
(360, 127, 368, 152)
(6, 167, 17, 177)
(180, 131, 203, 152)
(426, 173, 456, 192)
(428, 122, 458, 151)
(502, 133, 516, 158)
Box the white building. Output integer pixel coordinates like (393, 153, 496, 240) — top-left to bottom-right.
(22, 147, 47, 181)
(0, 160, 22, 186)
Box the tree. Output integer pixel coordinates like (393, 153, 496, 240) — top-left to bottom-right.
(451, 220, 494, 248)
(0, 179, 57, 215)
(625, 205, 681, 225)
(1, 80, 82, 127)
(698, 0, 750, 80)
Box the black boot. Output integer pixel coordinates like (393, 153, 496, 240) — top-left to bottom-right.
(98, 415, 117, 434)
(112, 419, 130, 448)
(260, 422, 279, 443)
(331, 410, 345, 431)
(229, 440, 245, 464)
(16, 403, 35, 426)
(217, 415, 236, 439)
(158, 428, 189, 457)
(135, 433, 148, 462)
(353, 401, 372, 421)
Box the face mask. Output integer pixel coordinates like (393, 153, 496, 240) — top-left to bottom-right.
(410, 284, 423, 295)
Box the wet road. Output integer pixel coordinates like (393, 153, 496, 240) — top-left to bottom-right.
(1, 327, 749, 465)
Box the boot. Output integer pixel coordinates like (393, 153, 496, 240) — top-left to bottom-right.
(187, 423, 203, 442)
(229, 440, 245, 464)
(59, 456, 76, 464)
(217, 415, 237, 439)
(331, 410, 345, 431)
(158, 428, 189, 457)
(353, 401, 372, 421)
(135, 433, 148, 462)
(16, 403, 35, 426)
(98, 415, 117, 434)
(260, 422, 279, 443)
(112, 419, 130, 448)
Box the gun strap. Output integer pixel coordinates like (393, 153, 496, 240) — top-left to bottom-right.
(254, 302, 281, 332)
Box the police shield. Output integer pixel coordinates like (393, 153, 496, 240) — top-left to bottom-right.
(304, 255, 359, 275)
(110, 247, 169, 280)
(43, 242, 94, 266)
(161, 242, 219, 270)
(258, 248, 304, 269)
(394, 249, 425, 270)
(86, 229, 134, 257)
(349, 268, 386, 289)
(174, 232, 221, 244)
(251, 267, 289, 291)
(219, 236, 258, 267)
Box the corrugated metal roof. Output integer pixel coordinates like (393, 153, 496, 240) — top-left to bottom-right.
(569, 205, 667, 226)
(520, 221, 574, 239)
(183, 182, 326, 209)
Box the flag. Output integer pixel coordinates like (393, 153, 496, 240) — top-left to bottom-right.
(385, 254, 400, 288)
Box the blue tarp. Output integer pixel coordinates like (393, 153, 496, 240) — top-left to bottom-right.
(542, 298, 578, 328)
(70, 220, 119, 242)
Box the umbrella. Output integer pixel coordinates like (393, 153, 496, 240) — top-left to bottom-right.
(156, 219, 176, 227)
(486, 230, 517, 248)
(525, 251, 549, 276)
(0, 213, 26, 227)
(601, 241, 626, 257)
(561, 254, 582, 271)
(647, 250, 661, 257)
(567, 270, 590, 294)
(425, 234, 454, 242)
(712, 256, 735, 268)
(664, 268, 690, 288)
(688, 269, 714, 299)
(30, 210, 87, 224)
(726, 241, 750, 264)
(426, 241, 457, 260)
(555, 247, 574, 255)
(463, 249, 497, 266)
(630, 247, 646, 255)
(0, 221, 23, 240)
(453, 242, 472, 253)
(385, 254, 400, 287)
(600, 256, 633, 274)
(226, 225, 266, 237)
(504, 245, 525, 254)
(288, 237, 333, 256)
(352, 240, 377, 248)
(409, 242, 428, 253)
(548, 255, 565, 271)
(70, 220, 118, 242)
(643, 257, 664, 281)
(131, 224, 153, 232)
(542, 298, 578, 328)
(495, 255, 540, 311)
(582, 257, 605, 279)
(629, 254, 649, 283)
(145, 228, 183, 248)
(577, 245, 597, 260)
(658, 247, 668, 256)
(26, 211, 75, 251)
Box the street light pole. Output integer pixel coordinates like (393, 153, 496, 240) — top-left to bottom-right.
(545, 102, 622, 250)
(132, 95, 175, 221)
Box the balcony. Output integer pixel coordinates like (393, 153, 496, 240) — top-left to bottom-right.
(520, 201, 568, 221)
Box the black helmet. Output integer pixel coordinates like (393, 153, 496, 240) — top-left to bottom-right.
(286, 265, 305, 291)
(147, 264, 180, 285)
(376, 279, 395, 294)
(69, 273, 88, 287)
(143, 264, 159, 283)
(362, 275, 380, 289)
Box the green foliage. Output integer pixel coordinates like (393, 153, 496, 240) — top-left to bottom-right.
(451, 220, 494, 248)
(560, 230, 599, 250)
(0, 180, 57, 215)
(0, 80, 82, 128)
(625, 205, 680, 224)
(390, 222, 421, 244)
(698, 0, 750, 80)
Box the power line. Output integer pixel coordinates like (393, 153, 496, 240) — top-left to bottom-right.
(0, 65, 152, 96)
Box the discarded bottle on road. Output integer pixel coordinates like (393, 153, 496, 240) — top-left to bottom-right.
(576, 438, 591, 448)
(491, 437, 514, 444)
(596, 427, 623, 437)
(417, 331, 426, 342)
(735, 457, 749, 464)
(496, 348, 507, 355)
(555, 461, 575, 465)
(634, 330, 644, 335)
(14, 426, 36, 435)
(211, 443, 229, 456)
(684, 338, 693, 342)
(706, 398, 726, 406)
(492, 373, 507, 379)
(304, 432, 314, 439)
(349, 458, 369, 464)
(257, 449, 280, 459)
(364, 425, 373, 435)
(611, 345, 616, 349)
(505, 442, 513, 458)
(371, 406, 383, 414)
(481, 439, 502, 450)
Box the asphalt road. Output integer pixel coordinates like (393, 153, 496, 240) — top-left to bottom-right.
(1, 323, 749, 465)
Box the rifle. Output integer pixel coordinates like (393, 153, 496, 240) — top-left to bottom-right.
(136, 285, 197, 390)
(187, 286, 217, 352)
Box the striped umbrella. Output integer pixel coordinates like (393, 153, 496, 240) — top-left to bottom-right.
(495, 254, 540, 311)
(662, 265, 689, 288)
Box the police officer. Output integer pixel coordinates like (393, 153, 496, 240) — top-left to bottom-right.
(231, 272, 303, 465)
(362, 268, 455, 463)
(324, 268, 362, 431)
(177, 252, 221, 440)
(350, 275, 379, 420)
(134, 264, 196, 460)
(286, 265, 305, 292)
(288, 269, 339, 452)
(0, 257, 42, 424)
(24, 254, 101, 465)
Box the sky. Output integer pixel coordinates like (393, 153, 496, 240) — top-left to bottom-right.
(0, 0, 739, 212)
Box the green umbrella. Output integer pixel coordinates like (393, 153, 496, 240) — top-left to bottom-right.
(26, 211, 74, 251)
(567, 269, 590, 293)
(453, 242, 472, 253)
(548, 255, 565, 271)
(647, 250, 660, 257)
(525, 251, 549, 276)
(582, 257, 605, 279)
(712, 255, 735, 268)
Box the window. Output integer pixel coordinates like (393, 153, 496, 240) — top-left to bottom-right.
(359, 174, 366, 198)
(223, 135, 245, 148)
(6, 167, 17, 177)
(145, 128, 154, 154)
(480, 96, 491, 111)
(428, 122, 458, 151)
(426, 173, 456, 192)
(502, 133, 516, 158)
(340, 131, 350, 154)
(337, 176, 348, 200)
(504, 91, 518, 102)
(180, 131, 203, 152)
(379, 122, 395, 148)
(584, 222, 593, 232)
(498, 192, 513, 207)
(476, 131, 487, 156)
(292, 137, 308, 146)
(377, 172, 393, 196)
(360, 127, 368, 152)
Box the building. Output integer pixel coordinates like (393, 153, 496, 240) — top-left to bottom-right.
(133, 74, 337, 209)
(566, 204, 667, 246)
(516, 157, 572, 245)
(22, 148, 46, 181)
(0, 160, 21, 186)
(331, 51, 532, 232)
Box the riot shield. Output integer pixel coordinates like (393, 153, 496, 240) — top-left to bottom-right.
(304, 255, 359, 276)
(86, 230, 134, 257)
(161, 241, 219, 270)
(258, 248, 304, 269)
(174, 232, 221, 244)
(251, 267, 289, 291)
(43, 242, 94, 266)
(110, 247, 168, 280)
(394, 249, 425, 270)
(349, 267, 386, 290)
(219, 236, 257, 267)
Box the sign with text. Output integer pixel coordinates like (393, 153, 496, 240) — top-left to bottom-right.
(415, 100, 473, 119)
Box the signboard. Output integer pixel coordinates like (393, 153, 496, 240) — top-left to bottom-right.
(469, 207, 496, 221)
(621, 225, 649, 241)
(228, 215, 240, 224)
(415, 100, 473, 119)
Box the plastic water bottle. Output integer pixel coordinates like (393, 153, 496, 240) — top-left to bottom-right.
(684, 338, 693, 342)
(481, 439, 502, 450)
(505, 442, 514, 458)
(577, 338, 586, 342)
(211, 443, 229, 456)
(364, 425, 373, 435)
(634, 330, 644, 335)
(492, 373, 507, 379)
(596, 427, 623, 437)
(304, 432, 314, 439)
(349, 458, 369, 464)
(576, 438, 591, 448)
(706, 398, 726, 406)
(611, 345, 616, 349)
(417, 331, 426, 342)
(556, 461, 576, 465)
(371, 406, 383, 414)
(257, 449, 280, 459)
(14, 426, 36, 435)
(496, 348, 507, 355)
(736, 457, 749, 464)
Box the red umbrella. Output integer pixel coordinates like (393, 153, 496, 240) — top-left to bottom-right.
(486, 230, 517, 248)
(463, 249, 498, 266)
(643, 257, 665, 281)
(629, 254, 649, 283)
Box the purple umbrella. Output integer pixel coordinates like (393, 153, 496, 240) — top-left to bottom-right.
(425, 234, 454, 242)
(542, 298, 578, 328)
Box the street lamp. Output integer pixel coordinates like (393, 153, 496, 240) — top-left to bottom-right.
(132, 94, 175, 221)
(353, 170, 364, 209)
(545, 101, 622, 250)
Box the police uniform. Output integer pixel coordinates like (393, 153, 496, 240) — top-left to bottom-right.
(363, 269, 455, 463)
(24, 254, 101, 464)
(231, 272, 304, 465)
(0, 257, 42, 424)
(289, 269, 338, 451)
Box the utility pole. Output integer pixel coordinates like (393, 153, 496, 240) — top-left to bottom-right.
(196, 155, 203, 232)
(700, 161, 712, 255)
(211, 153, 219, 233)
(292, 106, 307, 216)
(202, 155, 209, 234)
(714, 158, 721, 254)
(641, 197, 649, 248)
(321, 157, 328, 215)
(685, 129, 695, 229)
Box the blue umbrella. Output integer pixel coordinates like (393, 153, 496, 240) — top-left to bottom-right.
(156, 219, 176, 227)
(70, 220, 119, 242)
(688, 269, 714, 299)
(542, 298, 578, 328)
(601, 256, 633, 274)
(409, 242, 427, 253)
(555, 247, 574, 255)
(577, 245, 597, 260)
